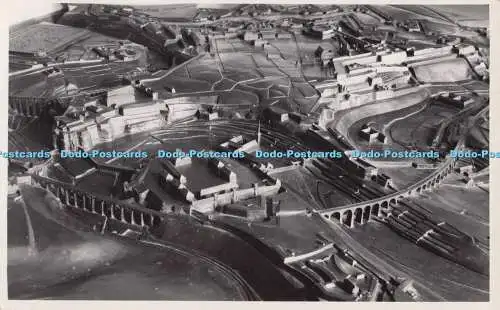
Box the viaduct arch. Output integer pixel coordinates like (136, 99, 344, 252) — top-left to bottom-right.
(29, 174, 164, 229)
(320, 155, 458, 228)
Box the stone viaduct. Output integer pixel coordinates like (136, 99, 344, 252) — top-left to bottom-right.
(9, 89, 105, 117)
(28, 151, 459, 231)
(323, 107, 488, 228)
(30, 174, 164, 230)
(9, 96, 50, 117)
(319, 156, 458, 228)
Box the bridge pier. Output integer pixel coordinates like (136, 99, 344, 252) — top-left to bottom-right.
(371, 204, 380, 217)
(56, 187, 62, 200)
(120, 207, 126, 223)
(27, 175, 164, 232)
(33, 102, 41, 116)
(131, 211, 136, 225)
(21, 102, 27, 115)
(65, 189, 70, 205)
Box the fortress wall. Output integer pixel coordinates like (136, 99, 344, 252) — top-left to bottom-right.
(332, 52, 374, 63)
(80, 131, 93, 150)
(380, 51, 407, 65)
(200, 182, 238, 198)
(407, 51, 455, 63)
(413, 46, 453, 56)
(343, 55, 378, 66)
(343, 73, 374, 85)
(255, 181, 281, 196)
(338, 87, 415, 110)
(190, 181, 282, 214)
(167, 103, 200, 122)
(128, 118, 163, 133)
(108, 116, 126, 138)
(86, 125, 101, 147)
(347, 67, 373, 76)
(215, 192, 234, 205)
(191, 196, 216, 213)
(339, 92, 375, 109)
(125, 114, 162, 125)
(375, 66, 409, 73)
(236, 188, 256, 201)
(388, 75, 412, 86)
(407, 54, 458, 67)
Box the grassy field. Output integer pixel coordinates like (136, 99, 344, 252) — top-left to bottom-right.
(430, 5, 488, 27)
(10, 22, 90, 54)
(353, 12, 381, 25)
(392, 5, 452, 22)
(372, 5, 450, 23)
(389, 102, 459, 149)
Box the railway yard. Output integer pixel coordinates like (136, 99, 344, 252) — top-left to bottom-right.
(6, 3, 490, 302)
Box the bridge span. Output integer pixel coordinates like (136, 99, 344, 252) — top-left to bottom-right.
(319, 102, 488, 229)
(28, 173, 164, 230)
(319, 153, 458, 228)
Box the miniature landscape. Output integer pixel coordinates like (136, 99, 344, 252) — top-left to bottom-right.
(7, 3, 489, 301)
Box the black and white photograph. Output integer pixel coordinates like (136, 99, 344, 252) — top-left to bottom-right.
(6, 2, 490, 302)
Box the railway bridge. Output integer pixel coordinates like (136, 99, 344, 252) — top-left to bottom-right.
(29, 173, 163, 230)
(9, 89, 107, 117)
(9, 96, 52, 117)
(319, 156, 457, 228)
(320, 102, 488, 228)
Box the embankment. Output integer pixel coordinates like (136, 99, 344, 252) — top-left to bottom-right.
(332, 87, 429, 145)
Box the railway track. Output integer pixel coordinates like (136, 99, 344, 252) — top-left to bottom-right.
(26, 173, 260, 301)
(140, 236, 261, 300)
(152, 119, 310, 151)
